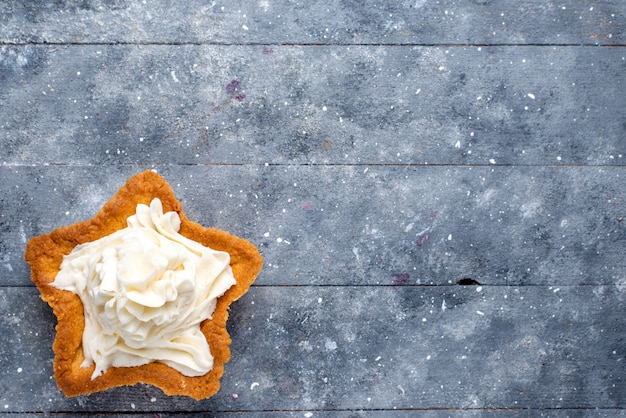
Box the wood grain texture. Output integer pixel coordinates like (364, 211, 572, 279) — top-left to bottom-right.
(0, 0, 624, 415)
(1, 166, 624, 287)
(0, 45, 624, 166)
(0, 286, 624, 413)
(0, 0, 624, 45)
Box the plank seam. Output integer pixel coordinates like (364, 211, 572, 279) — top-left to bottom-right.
(3, 407, 625, 414)
(1, 163, 625, 168)
(1, 41, 625, 48)
(1, 283, 619, 289)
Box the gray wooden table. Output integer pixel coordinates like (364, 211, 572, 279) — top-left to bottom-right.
(1, 1, 625, 416)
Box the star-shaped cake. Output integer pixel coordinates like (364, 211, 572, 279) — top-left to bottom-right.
(25, 170, 263, 400)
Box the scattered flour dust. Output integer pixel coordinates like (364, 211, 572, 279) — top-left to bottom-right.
(324, 339, 337, 351)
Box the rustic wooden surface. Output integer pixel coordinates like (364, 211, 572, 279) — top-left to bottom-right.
(1, 0, 625, 416)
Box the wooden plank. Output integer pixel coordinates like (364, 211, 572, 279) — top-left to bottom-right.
(0, 45, 624, 167)
(0, 286, 623, 413)
(0, 0, 624, 45)
(2, 165, 624, 287)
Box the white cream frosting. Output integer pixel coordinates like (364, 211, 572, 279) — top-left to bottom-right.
(52, 198, 236, 379)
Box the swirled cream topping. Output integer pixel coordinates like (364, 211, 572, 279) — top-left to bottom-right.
(52, 198, 236, 379)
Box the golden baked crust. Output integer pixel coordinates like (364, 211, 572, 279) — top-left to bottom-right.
(24, 170, 263, 400)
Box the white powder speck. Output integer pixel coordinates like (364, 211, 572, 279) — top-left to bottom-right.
(318, 298, 323, 304)
(476, 286, 483, 292)
(527, 93, 536, 99)
(276, 237, 283, 243)
(322, 106, 327, 111)
(325, 340, 338, 351)
(150, 397, 156, 402)
(304, 413, 313, 418)
(448, 234, 452, 241)
(455, 140, 461, 148)
(250, 382, 259, 390)
(489, 158, 496, 165)
(18, 224, 26, 244)
(426, 355, 431, 360)
(170, 70, 180, 83)
(242, 24, 249, 30)
(131, 403, 135, 409)
(65, 211, 70, 216)
(263, 232, 270, 237)
(476, 310, 485, 316)
(442, 300, 447, 311)
(375, 356, 382, 361)
(17, 367, 22, 373)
